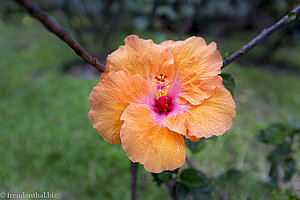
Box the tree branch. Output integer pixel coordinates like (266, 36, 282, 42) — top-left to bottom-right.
(130, 161, 138, 200)
(222, 5, 300, 68)
(12, 0, 300, 72)
(13, 0, 106, 73)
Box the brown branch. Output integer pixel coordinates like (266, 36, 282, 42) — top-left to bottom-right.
(12, 0, 300, 72)
(222, 5, 300, 68)
(130, 161, 138, 200)
(13, 0, 106, 73)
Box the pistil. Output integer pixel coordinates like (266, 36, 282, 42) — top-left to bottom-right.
(152, 74, 173, 114)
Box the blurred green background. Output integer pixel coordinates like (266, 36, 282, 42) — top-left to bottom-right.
(0, 0, 299, 199)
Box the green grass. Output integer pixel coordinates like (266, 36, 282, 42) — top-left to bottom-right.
(0, 15, 299, 200)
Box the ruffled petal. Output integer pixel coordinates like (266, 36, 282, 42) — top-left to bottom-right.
(120, 104, 186, 173)
(161, 36, 223, 105)
(107, 35, 175, 81)
(160, 40, 176, 47)
(99, 66, 109, 81)
(187, 136, 201, 142)
(88, 70, 151, 144)
(163, 77, 236, 138)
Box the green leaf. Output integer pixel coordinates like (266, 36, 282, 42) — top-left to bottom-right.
(287, 11, 297, 22)
(269, 162, 279, 185)
(185, 138, 206, 154)
(220, 72, 236, 97)
(257, 123, 287, 144)
(189, 185, 214, 200)
(218, 169, 242, 183)
(152, 171, 174, 185)
(175, 183, 189, 200)
(267, 143, 290, 163)
(175, 182, 214, 200)
(179, 169, 208, 186)
(285, 188, 300, 200)
(282, 157, 296, 182)
(287, 117, 300, 134)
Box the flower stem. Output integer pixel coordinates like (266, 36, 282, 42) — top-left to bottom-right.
(130, 161, 138, 200)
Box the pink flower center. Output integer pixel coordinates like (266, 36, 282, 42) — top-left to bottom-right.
(153, 96, 174, 114)
(151, 74, 173, 114)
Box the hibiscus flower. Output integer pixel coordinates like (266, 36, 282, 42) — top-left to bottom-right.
(88, 35, 236, 173)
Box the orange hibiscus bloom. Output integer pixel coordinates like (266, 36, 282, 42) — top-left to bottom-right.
(88, 35, 236, 173)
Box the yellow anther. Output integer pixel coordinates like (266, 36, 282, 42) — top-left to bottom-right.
(152, 74, 170, 99)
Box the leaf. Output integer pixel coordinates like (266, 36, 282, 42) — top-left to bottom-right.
(287, 11, 297, 22)
(285, 188, 300, 200)
(282, 157, 297, 182)
(220, 72, 236, 97)
(189, 184, 214, 200)
(175, 183, 189, 200)
(257, 123, 287, 144)
(175, 182, 214, 200)
(152, 171, 174, 185)
(218, 169, 242, 183)
(287, 117, 300, 134)
(185, 138, 206, 154)
(179, 169, 208, 186)
(269, 162, 279, 184)
(267, 143, 290, 163)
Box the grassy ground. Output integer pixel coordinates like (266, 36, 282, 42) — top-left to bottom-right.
(0, 15, 299, 200)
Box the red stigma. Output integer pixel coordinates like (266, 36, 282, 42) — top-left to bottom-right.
(153, 97, 173, 115)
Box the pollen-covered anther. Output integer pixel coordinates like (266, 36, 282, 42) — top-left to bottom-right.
(152, 74, 170, 99)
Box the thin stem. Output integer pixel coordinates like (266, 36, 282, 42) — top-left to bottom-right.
(222, 5, 300, 68)
(130, 161, 138, 200)
(165, 180, 177, 200)
(13, 0, 106, 72)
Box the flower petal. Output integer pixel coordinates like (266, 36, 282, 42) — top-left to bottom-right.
(162, 36, 223, 105)
(88, 70, 151, 144)
(107, 35, 174, 81)
(160, 40, 176, 47)
(163, 77, 236, 138)
(120, 104, 186, 173)
(187, 136, 201, 142)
